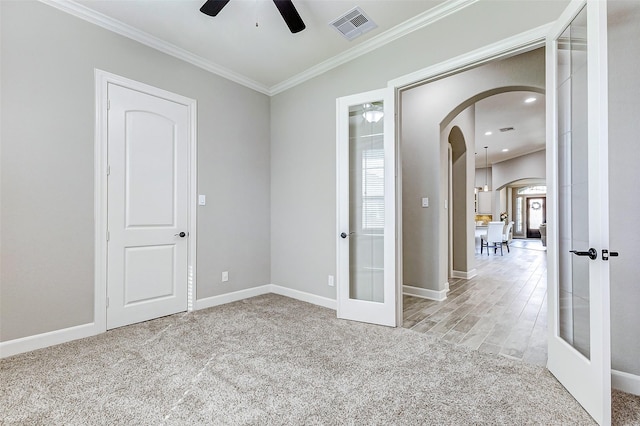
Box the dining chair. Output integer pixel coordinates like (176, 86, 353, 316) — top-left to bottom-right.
(481, 221, 505, 256)
(502, 221, 514, 253)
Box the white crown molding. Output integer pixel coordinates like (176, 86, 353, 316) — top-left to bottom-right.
(269, 0, 478, 95)
(388, 22, 553, 90)
(39, 0, 478, 97)
(39, 0, 271, 95)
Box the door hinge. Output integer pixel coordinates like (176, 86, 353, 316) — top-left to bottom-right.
(107, 165, 110, 176)
(107, 99, 111, 110)
(106, 297, 109, 308)
(106, 231, 110, 241)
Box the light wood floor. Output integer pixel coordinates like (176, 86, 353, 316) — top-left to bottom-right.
(403, 239, 548, 366)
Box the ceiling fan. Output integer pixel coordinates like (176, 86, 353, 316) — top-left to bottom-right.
(200, 0, 306, 34)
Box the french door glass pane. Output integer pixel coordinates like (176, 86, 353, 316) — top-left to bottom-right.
(349, 102, 384, 302)
(557, 5, 590, 359)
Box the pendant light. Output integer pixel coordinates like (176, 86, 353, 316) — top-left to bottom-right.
(483, 146, 489, 192)
(363, 103, 384, 123)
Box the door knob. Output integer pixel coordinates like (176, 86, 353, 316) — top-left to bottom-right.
(569, 248, 597, 260)
(175, 232, 186, 238)
(340, 232, 355, 239)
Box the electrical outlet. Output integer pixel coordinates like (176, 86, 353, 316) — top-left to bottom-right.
(328, 275, 335, 287)
(222, 271, 229, 282)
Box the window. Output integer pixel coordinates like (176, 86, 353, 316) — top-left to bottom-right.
(362, 149, 384, 230)
(517, 185, 547, 195)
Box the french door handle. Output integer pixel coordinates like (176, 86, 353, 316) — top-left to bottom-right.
(569, 248, 598, 260)
(340, 232, 355, 239)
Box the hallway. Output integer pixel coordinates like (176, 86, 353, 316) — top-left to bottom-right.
(403, 241, 547, 366)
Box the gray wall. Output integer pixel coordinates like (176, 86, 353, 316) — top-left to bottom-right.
(270, 1, 564, 299)
(493, 150, 546, 191)
(0, 1, 271, 341)
(608, 0, 640, 376)
(475, 167, 493, 190)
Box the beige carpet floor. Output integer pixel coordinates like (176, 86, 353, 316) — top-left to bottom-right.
(2, 294, 639, 425)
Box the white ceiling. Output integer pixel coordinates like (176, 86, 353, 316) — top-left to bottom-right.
(474, 91, 545, 168)
(51, 1, 545, 167)
(70, 0, 448, 92)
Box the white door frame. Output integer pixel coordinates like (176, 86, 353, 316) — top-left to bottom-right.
(386, 24, 551, 325)
(94, 69, 198, 333)
(386, 12, 612, 424)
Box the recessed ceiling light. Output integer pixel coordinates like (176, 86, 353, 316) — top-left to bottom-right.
(502, 148, 509, 152)
(485, 131, 492, 136)
(525, 97, 537, 103)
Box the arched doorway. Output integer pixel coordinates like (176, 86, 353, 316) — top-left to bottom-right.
(447, 126, 469, 279)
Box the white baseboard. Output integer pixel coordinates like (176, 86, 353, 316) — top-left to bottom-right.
(612, 369, 640, 396)
(451, 269, 477, 279)
(0, 322, 99, 359)
(1, 284, 337, 359)
(195, 284, 337, 311)
(270, 284, 337, 310)
(403, 284, 449, 301)
(194, 285, 272, 310)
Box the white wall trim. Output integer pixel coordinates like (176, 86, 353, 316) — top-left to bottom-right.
(388, 23, 552, 90)
(40, 0, 270, 95)
(194, 285, 272, 311)
(0, 323, 98, 359)
(270, 0, 478, 95)
(1, 285, 338, 358)
(270, 285, 337, 310)
(612, 369, 640, 396)
(451, 269, 478, 279)
(40, 0, 478, 96)
(196, 284, 337, 312)
(403, 284, 449, 302)
(94, 69, 198, 330)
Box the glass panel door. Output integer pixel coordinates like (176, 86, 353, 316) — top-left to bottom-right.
(337, 88, 396, 326)
(350, 106, 385, 302)
(546, 1, 611, 424)
(557, 7, 591, 359)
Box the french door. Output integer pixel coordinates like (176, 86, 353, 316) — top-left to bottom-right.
(336, 88, 396, 326)
(546, 0, 611, 424)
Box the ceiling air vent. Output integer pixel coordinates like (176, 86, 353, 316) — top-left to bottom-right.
(499, 127, 515, 132)
(329, 7, 377, 41)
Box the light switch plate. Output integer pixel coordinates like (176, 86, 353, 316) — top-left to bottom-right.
(421, 197, 429, 208)
(328, 275, 335, 287)
(198, 194, 206, 206)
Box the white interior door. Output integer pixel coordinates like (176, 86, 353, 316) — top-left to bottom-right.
(546, 1, 611, 424)
(336, 88, 396, 327)
(107, 83, 189, 329)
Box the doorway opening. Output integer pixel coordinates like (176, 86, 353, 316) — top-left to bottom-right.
(399, 48, 548, 367)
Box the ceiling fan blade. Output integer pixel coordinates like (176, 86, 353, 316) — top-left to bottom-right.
(273, 0, 306, 33)
(200, 0, 231, 17)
